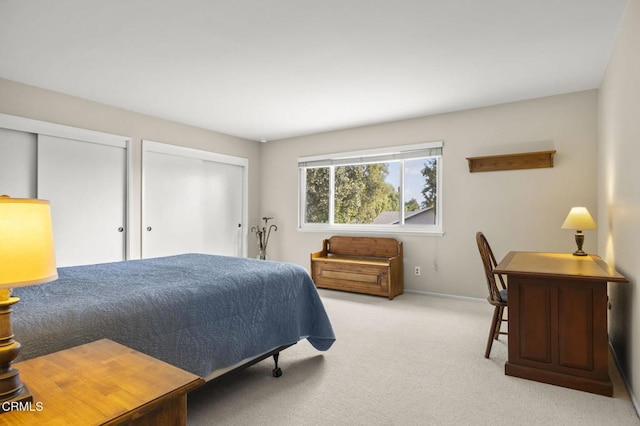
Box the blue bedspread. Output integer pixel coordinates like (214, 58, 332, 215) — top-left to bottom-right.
(13, 254, 335, 377)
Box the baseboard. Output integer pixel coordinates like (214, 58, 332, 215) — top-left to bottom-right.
(405, 289, 485, 303)
(609, 341, 640, 418)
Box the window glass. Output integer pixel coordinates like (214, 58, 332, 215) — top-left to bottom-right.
(299, 142, 442, 234)
(334, 163, 398, 224)
(403, 157, 437, 225)
(304, 167, 330, 223)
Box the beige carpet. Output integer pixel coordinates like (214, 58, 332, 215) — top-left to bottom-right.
(187, 290, 639, 425)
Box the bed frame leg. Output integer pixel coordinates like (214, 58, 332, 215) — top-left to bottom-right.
(272, 352, 282, 377)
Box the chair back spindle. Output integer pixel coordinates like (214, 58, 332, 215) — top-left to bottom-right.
(476, 232, 506, 303)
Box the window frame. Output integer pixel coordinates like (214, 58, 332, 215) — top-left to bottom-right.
(298, 141, 443, 235)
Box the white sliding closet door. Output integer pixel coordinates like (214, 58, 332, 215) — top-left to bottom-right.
(143, 152, 206, 258)
(142, 141, 246, 259)
(202, 160, 245, 256)
(38, 135, 127, 267)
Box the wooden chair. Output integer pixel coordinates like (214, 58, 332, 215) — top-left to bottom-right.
(476, 232, 508, 358)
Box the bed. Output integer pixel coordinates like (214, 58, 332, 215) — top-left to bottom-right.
(12, 253, 336, 380)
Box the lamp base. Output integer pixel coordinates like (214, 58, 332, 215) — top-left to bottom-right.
(0, 295, 33, 413)
(573, 232, 588, 256)
(0, 382, 33, 413)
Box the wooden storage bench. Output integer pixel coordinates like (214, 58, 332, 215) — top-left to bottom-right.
(310, 236, 403, 300)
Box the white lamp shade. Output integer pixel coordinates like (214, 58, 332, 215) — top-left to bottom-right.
(0, 197, 58, 288)
(561, 207, 597, 231)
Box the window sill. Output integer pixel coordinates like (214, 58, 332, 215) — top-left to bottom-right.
(298, 224, 444, 236)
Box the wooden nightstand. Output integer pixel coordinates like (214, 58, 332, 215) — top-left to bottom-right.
(2, 339, 204, 425)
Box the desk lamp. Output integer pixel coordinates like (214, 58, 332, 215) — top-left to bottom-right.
(561, 206, 597, 256)
(0, 196, 57, 411)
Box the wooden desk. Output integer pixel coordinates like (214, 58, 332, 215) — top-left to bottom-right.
(494, 251, 627, 396)
(3, 339, 204, 425)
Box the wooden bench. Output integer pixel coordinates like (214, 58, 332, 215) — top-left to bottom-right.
(310, 236, 403, 300)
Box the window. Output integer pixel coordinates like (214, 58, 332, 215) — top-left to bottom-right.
(298, 142, 443, 234)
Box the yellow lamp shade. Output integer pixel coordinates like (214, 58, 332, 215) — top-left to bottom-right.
(561, 207, 597, 231)
(0, 197, 58, 288)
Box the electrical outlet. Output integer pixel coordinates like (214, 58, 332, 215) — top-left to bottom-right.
(414, 266, 421, 276)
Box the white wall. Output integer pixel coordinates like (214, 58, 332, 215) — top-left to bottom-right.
(261, 90, 598, 298)
(0, 78, 262, 259)
(0, 79, 601, 300)
(599, 0, 640, 408)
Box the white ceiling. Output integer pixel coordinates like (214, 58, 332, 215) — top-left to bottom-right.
(0, 1, 627, 142)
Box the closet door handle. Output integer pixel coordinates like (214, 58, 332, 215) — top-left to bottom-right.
(147, 226, 152, 231)
(117, 227, 124, 232)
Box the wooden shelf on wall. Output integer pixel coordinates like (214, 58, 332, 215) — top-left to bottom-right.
(466, 150, 556, 173)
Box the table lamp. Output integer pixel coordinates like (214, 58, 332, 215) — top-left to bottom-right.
(561, 206, 597, 256)
(0, 196, 57, 411)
